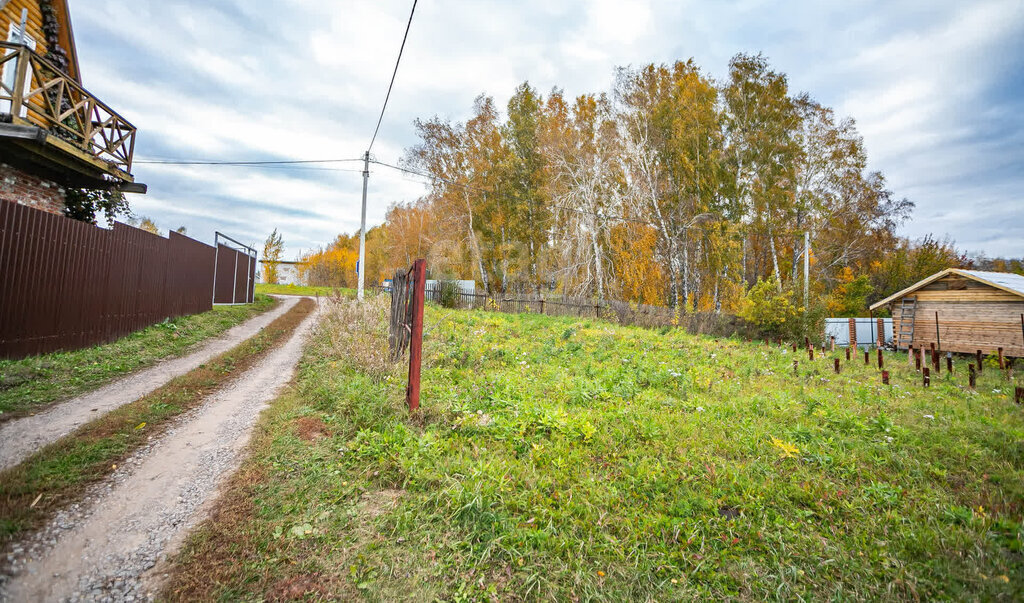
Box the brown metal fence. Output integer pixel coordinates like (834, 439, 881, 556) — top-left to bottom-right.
(0, 199, 255, 359)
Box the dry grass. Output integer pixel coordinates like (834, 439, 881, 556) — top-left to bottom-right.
(316, 294, 396, 381)
(0, 298, 315, 546)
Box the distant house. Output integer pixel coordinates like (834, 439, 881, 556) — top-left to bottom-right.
(259, 260, 305, 286)
(0, 0, 144, 215)
(869, 269, 1024, 357)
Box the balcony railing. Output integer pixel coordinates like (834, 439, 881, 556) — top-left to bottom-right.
(0, 41, 136, 177)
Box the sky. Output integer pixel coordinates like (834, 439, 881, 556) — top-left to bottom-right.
(72, 0, 1024, 260)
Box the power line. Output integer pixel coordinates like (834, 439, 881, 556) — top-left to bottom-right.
(367, 0, 418, 153)
(135, 157, 364, 166)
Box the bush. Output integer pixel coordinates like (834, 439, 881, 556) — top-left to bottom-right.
(436, 280, 462, 309)
(738, 277, 824, 341)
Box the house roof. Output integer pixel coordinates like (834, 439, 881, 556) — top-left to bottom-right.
(869, 268, 1024, 310)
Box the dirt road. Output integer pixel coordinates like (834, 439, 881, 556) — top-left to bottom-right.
(0, 296, 300, 472)
(1, 298, 318, 602)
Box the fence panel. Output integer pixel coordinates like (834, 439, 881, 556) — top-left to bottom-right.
(0, 200, 252, 359)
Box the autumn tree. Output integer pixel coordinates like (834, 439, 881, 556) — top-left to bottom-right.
(262, 229, 284, 284)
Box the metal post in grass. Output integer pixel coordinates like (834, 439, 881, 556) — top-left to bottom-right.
(864, 349, 869, 365)
(792, 342, 797, 353)
(969, 364, 977, 389)
(882, 370, 890, 385)
(877, 349, 884, 370)
(923, 367, 930, 387)
(846, 347, 851, 362)
(834, 358, 840, 374)
(915, 350, 921, 372)
(977, 350, 983, 373)
(805, 336, 810, 351)
(406, 259, 426, 412)
(830, 336, 835, 352)
(809, 348, 814, 361)
(1016, 386, 1023, 405)
(931, 345, 940, 374)
(793, 359, 799, 375)
(946, 353, 953, 374)
(997, 347, 1004, 370)
(908, 345, 913, 366)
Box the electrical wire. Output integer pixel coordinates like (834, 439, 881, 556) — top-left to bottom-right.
(135, 158, 364, 166)
(367, 0, 418, 153)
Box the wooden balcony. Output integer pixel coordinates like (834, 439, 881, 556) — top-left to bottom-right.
(0, 41, 141, 190)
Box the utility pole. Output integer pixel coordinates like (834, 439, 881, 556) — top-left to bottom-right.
(357, 151, 369, 300)
(803, 231, 810, 310)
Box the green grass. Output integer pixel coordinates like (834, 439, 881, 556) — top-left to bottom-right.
(255, 283, 354, 297)
(167, 299, 1024, 601)
(0, 294, 276, 420)
(0, 298, 315, 545)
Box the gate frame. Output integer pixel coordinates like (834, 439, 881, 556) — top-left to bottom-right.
(212, 231, 257, 306)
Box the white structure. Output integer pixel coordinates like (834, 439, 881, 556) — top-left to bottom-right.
(824, 318, 894, 349)
(258, 260, 305, 286)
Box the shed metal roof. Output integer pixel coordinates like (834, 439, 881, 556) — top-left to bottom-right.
(869, 269, 1024, 310)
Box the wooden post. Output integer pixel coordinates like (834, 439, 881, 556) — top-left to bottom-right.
(882, 370, 890, 385)
(406, 259, 426, 412)
(969, 364, 976, 389)
(877, 317, 885, 348)
(877, 349, 884, 370)
(834, 358, 840, 374)
(977, 350, 983, 373)
(849, 318, 857, 350)
(923, 367, 930, 388)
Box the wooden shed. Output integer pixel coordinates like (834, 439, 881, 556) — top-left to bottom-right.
(870, 269, 1024, 357)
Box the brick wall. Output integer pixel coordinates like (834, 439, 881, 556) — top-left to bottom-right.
(0, 163, 66, 215)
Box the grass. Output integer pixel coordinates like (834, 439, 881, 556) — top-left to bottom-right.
(0, 298, 315, 546)
(166, 297, 1024, 601)
(0, 294, 277, 421)
(255, 283, 354, 297)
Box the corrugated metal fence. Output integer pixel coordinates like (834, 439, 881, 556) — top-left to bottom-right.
(0, 199, 254, 359)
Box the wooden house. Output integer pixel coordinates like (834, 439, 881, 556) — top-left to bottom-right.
(869, 269, 1024, 357)
(0, 0, 143, 215)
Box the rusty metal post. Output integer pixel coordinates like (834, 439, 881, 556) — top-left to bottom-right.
(915, 350, 921, 372)
(792, 342, 797, 353)
(406, 259, 426, 412)
(877, 349, 883, 370)
(946, 353, 953, 374)
(934, 312, 941, 355)
(834, 358, 840, 374)
(977, 350, 983, 373)
(846, 346, 851, 362)
(882, 370, 890, 385)
(969, 364, 976, 389)
(923, 367, 930, 387)
(830, 336, 835, 352)
(805, 336, 810, 350)
(908, 344, 914, 366)
(1016, 386, 1023, 405)
(997, 347, 1004, 370)
(864, 349, 869, 365)
(809, 348, 814, 361)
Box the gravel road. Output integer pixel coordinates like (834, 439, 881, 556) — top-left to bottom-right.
(0, 298, 318, 602)
(0, 296, 299, 472)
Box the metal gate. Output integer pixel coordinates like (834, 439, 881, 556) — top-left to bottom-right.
(212, 232, 256, 305)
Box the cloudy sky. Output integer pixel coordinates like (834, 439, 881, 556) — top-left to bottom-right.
(73, 0, 1023, 259)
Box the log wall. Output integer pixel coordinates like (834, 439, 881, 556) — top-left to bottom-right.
(891, 275, 1024, 357)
